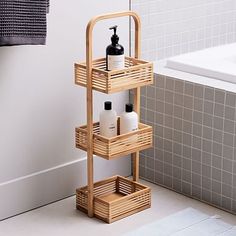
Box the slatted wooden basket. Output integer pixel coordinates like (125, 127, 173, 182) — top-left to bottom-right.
(74, 56, 153, 94)
(75, 121, 153, 160)
(76, 175, 151, 223)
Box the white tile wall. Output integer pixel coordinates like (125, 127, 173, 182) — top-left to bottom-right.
(131, 0, 236, 61)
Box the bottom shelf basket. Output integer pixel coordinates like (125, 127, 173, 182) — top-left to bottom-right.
(76, 175, 151, 223)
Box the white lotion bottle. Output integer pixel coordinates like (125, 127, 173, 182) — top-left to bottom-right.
(99, 101, 117, 138)
(120, 104, 138, 134)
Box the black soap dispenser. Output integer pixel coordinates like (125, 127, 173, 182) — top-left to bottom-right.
(106, 25, 124, 71)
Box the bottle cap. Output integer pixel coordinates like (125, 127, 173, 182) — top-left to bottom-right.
(109, 25, 119, 44)
(125, 103, 133, 112)
(104, 101, 112, 110)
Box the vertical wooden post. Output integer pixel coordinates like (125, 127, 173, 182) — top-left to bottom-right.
(85, 11, 141, 216)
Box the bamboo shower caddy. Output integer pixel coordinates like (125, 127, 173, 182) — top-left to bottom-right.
(75, 11, 153, 223)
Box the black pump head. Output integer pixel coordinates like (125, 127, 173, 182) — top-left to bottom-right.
(109, 25, 119, 44)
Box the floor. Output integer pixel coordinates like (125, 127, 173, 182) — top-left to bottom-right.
(0, 180, 235, 236)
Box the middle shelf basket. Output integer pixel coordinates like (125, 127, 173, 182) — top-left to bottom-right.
(75, 121, 153, 160)
(75, 56, 153, 94)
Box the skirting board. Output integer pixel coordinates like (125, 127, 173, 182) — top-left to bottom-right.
(0, 156, 131, 220)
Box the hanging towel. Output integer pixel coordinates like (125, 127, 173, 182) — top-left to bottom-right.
(0, 0, 49, 46)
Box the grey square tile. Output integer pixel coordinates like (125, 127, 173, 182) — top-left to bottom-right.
(141, 95, 146, 108)
(222, 184, 232, 198)
(213, 129, 223, 143)
(173, 129, 182, 143)
(192, 160, 201, 174)
(173, 166, 181, 179)
(146, 168, 155, 181)
(224, 106, 235, 121)
(139, 166, 146, 179)
(173, 178, 182, 192)
(174, 79, 184, 94)
(213, 116, 223, 130)
(204, 87, 214, 101)
(147, 110, 155, 123)
(140, 107, 146, 121)
(183, 108, 193, 122)
(193, 123, 202, 137)
(194, 98, 203, 112)
(183, 133, 192, 147)
(223, 133, 234, 147)
(183, 157, 191, 170)
(192, 173, 201, 186)
(212, 193, 221, 206)
(155, 112, 163, 125)
(164, 114, 173, 128)
(173, 154, 182, 168)
(156, 88, 164, 101)
(202, 139, 212, 153)
(212, 180, 221, 194)
(156, 75, 165, 88)
(221, 196, 232, 211)
(173, 105, 183, 119)
(164, 127, 173, 140)
(147, 98, 155, 110)
(202, 189, 211, 203)
(183, 146, 191, 159)
(184, 82, 194, 96)
(223, 159, 233, 172)
(165, 90, 174, 104)
(156, 149, 164, 161)
(212, 167, 221, 181)
(203, 113, 213, 127)
(214, 89, 225, 104)
(155, 124, 163, 137)
(155, 160, 163, 173)
(202, 164, 211, 178)
(173, 117, 182, 131)
(224, 119, 234, 134)
(204, 101, 214, 115)
(147, 86, 155, 99)
(192, 148, 201, 162)
(164, 151, 172, 164)
(225, 92, 236, 107)
(146, 156, 155, 169)
(173, 142, 182, 155)
(164, 103, 173, 116)
(164, 163, 172, 176)
(202, 176, 211, 190)
(174, 93, 184, 106)
(156, 100, 164, 113)
(214, 103, 224, 117)
(194, 84, 204, 98)
(163, 175, 172, 188)
(212, 155, 222, 169)
(202, 151, 211, 165)
(182, 182, 191, 195)
(184, 95, 193, 109)
(212, 142, 223, 156)
(193, 111, 203, 124)
(223, 145, 234, 160)
(183, 120, 192, 134)
(192, 185, 201, 199)
(203, 126, 213, 140)
(155, 171, 164, 185)
(182, 169, 192, 182)
(165, 77, 174, 91)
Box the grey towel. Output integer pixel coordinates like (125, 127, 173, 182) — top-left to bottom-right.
(0, 0, 49, 46)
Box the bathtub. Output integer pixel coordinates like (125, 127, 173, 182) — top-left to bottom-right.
(166, 43, 236, 84)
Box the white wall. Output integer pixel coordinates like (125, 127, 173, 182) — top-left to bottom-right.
(131, 0, 236, 61)
(0, 0, 130, 220)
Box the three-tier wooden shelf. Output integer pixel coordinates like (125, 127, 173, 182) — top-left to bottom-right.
(75, 11, 153, 223)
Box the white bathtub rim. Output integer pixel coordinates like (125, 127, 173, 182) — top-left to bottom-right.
(154, 60, 236, 93)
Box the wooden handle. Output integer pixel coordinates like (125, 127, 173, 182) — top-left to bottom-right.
(85, 11, 141, 217)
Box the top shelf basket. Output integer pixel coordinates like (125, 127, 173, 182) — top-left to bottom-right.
(75, 56, 153, 94)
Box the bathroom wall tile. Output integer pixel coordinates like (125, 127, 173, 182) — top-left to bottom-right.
(212, 155, 222, 169)
(192, 185, 201, 199)
(213, 129, 223, 143)
(194, 98, 203, 112)
(182, 182, 191, 195)
(192, 160, 201, 175)
(212, 193, 222, 206)
(212, 168, 222, 182)
(202, 139, 212, 153)
(183, 108, 193, 122)
(204, 87, 214, 101)
(164, 127, 173, 140)
(156, 88, 164, 101)
(223, 159, 233, 173)
(212, 142, 223, 157)
(202, 176, 211, 190)
(173, 105, 183, 119)
(202, 152, 211, 166)
(164, 115, 173, 128)
(165, 90, 174, 104)
(223, 145, 234, 160)
(221, 196, 232, 211)
(222, 184, 232, 199)
(194, 85, 204, 99)
(174, 80, 184, 94)
(204, 101, 214, 115)
(173, 130, 182, 143)
(147, 86, 155, 99)
(223, 132, 234, 147)
(184, 82, 194, 96)
(164, 103, 173, 116)
(156, 75, 165, 89)
(182, 158, 191, 170)
(203, 126, 213, 140)
(147, 98, 155, 110)
(173, 178, 182, 192)
(164, 163, 172, 176)
(173, 117, 182, 130)
(225, 92, 236, 107)
(213, 117, 224, 130)
(224, 119, 234, 134)
(214, 89, 225, 104)
(156, 100, 164, 113)
(203, 113, 213, 127)
(224, 106, 235, 121)
(202, 164, 211, 178)
(192, 173, 201, 187)
(165, 77, 174, 91)
(182, 133, 191, 146)
(212, 180, 221, 194)
(214, 103, 224, 117)
(193, 123, 202, 137)
(173, 154, 182, 168)
(202, 189, 211, 203)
